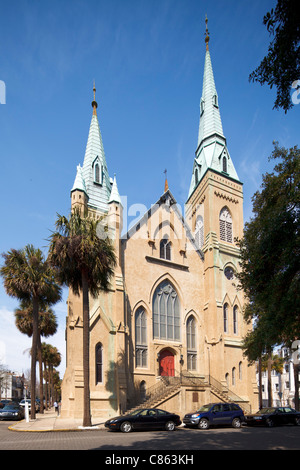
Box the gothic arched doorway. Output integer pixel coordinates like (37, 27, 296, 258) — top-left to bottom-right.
(159, 349, 175, 377)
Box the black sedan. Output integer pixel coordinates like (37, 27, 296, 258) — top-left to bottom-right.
(245, 406, 300, 427)
(105, 408, 181, 432)
(0, 403, 25, 421)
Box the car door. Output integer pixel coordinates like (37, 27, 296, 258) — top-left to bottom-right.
(283, 407, 296, 425)
(210, 404, 225, 425)
(275, 408, 286, 425)
(155, 409, 171, 429)
(221, 404, 233, 425)
(134, 409, 157, 430)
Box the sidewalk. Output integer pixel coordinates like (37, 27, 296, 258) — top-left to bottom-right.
(9, 408, 106, 432)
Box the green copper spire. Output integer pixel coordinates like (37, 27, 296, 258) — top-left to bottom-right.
(81, 84, 112, 212)
(197, 16, 225, 148)
(187, 17, 239, 201)
(109, 174, 122, 205)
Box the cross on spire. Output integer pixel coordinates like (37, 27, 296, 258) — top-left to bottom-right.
(205, 14, 210, 51)
(92, 80, 98, 116)
(164, 169, 169, 192)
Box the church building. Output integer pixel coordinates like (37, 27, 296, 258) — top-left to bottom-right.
(60, 20, 258, 420)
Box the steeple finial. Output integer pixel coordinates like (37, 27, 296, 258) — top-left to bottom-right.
(92, 80, 98, 116)
(164, 169, 169, 192)
(205, 15, 210, 51)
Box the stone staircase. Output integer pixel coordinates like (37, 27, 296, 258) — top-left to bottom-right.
(126, 376, 182, 413)
(126, 372, 251, 414)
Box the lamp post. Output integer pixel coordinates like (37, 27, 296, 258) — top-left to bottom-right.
(24, 386, 29, 423)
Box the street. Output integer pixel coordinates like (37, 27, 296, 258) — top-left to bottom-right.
(0, 421, 300, 453)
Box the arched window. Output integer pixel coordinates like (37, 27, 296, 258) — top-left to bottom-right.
(160, 238, 171, 261)
(222, 156, 227, 173)
(219, 207, 232, 243)
(232, 367, 236, 386)
(223, 303, 228, 333)
(95, 343, 103, 384)
(94, 162, 100, 183)
(153, 281, 180, 341)
(239, 361, 242, 380)
(135, 307, 147, 368)
(195, 216, 204, 249)
(140, 381, 147, 402)
(194, 168, 199, 186)
(233, 305, 238, 335)
(200, 99, 205, 115)
(187, 315, 197, 371)
(225, 373, 229, 388)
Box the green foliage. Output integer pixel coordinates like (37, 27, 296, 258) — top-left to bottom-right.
(0, 244, 62, 305)
(237, 143, 300, 358)
(249, 0, 300, 112)
(0, 244, 62, 419)
(15, 301, 58, 338)
(48, 208, 116, 296)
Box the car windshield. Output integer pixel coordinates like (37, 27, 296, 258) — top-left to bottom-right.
(2, 405, 19, 410)
(127, 409, 144, 416)
(196, 404, 213, 413)
(256, 408, 276, 415)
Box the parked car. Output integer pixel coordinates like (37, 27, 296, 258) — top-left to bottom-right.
(0, 403, 25, 421)
(19, 399, 39, 413)
(105, 408, 182, 432)
(245, 407, 300, 427)
(183, 402, 245, 429)
(0, 399, 12, 409)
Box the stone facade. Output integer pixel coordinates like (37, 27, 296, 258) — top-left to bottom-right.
(60, 32, 259, 420)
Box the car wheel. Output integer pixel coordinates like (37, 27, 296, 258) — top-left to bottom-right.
(165, 421, 176, 431)
(294, 417, 300, 426)
(120, 421, 132, 433)
(232, 417, 242, 429)
(198, 418, 209, 430)
(266, 418, 274, 427)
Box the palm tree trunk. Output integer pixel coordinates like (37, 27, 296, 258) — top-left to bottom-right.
(258, 357, 263, 409)
(82, 269, 91, 427)
(267, 352, 272, 407)
(294, 363, 299, 411)
(49, 365, 54, 405)
(43, 361, 48, 410)
(30, 296, 39, 420)
(37, 334, 44, 414)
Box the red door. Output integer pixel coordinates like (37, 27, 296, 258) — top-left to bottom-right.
(159, 350, 174, 377)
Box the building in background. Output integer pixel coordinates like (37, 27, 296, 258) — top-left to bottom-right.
(258, 347, 300, 408)
(0, 370, 24, 401)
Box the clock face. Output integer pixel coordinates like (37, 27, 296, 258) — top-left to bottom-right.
(224, 266, 234, 280)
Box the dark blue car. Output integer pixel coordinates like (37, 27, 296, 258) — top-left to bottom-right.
(183, 402, 244, 429)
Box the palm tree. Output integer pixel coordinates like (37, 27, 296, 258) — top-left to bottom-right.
(48, 208, 116, 426)
(46, 345, 61, 405)
(0, 245, 61, 419)
(261, 352, 284, 406)
(41, 342, 51, 409)
(14, 302, 58, 413)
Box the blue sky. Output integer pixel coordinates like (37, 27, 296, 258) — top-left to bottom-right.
(0, 0, 298, 377)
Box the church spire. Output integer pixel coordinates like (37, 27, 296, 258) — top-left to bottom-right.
(197, 16, 224, 149)
(74, 84, 112, 213)
(187, 17, 239, 201)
